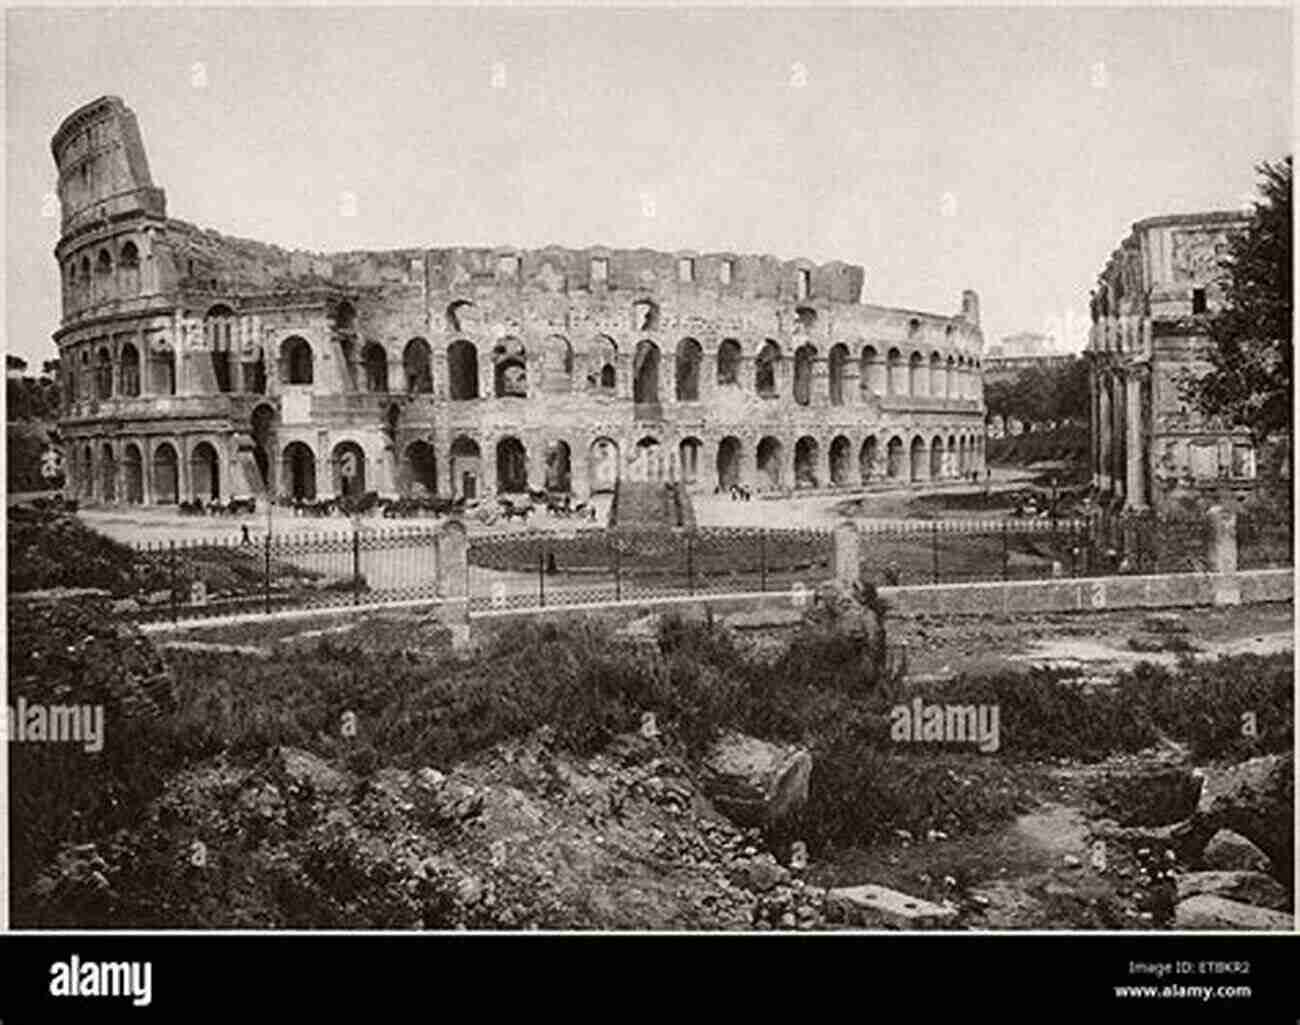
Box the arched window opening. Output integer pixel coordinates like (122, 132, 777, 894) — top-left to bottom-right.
(403, 338, 433, 393)
(281, 337, 313, 385)
(675, 338, 702, 401)
(793, 345, 816, 406)
(633, 340, 661, 406)
(447, 340, 479, 400)
(362, 342, 389, 393)
(492, 337, 527, 398)
(755, 341, 781, 398)
(756, 436, 783, 489)
(716, 339, 742, 387)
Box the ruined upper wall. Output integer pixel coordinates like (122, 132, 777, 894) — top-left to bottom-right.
(52, 96, 166, 236)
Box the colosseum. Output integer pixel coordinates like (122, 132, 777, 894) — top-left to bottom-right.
(53, 96, 987, 509)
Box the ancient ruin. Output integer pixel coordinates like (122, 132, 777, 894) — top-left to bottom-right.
(53, 96, 986, 506)
(1087, 211, 1258, 511)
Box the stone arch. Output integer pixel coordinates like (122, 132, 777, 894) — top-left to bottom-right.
(829, 435, 852, 485)
(545, 335, 574, 392)
(716, 339, 742, 387)
(152, 441, 179, 504)
(946, 356, 956, 399)
(929, 436, 944, 480)
(205, 304, 236, 393)
(545, 440, 572, 493)
(675, 338, 702, 401)
(281, 336, 313, 385)
(119, 342, 141, 397)
(886, 347, 904, 396)
(493, 336, 527, 398)
(755, 340, 781, 398)
(445, 299, 473, 334)
(591, 335, 618, 393)
(860, 436, 879, 483)
(909, 351, 926, 397)
(910, 436, 928, 482)
(860, 345, 884, 398)
(191, 441, 221, 501)
(151, 341, 176, 395)
(716, 436, 742, 489)
(828, 344, 849, 406)
(633, 340, 661, 405)
(95, 248, 113, 302)
(362, 341, 389, 393)
(119, 240, 141, 295)
(588, 436, 620, 494)
(929, 352, 943, 397)
(947, 434, 958, 478)
(756, 436, 783, 489)
(447, 339, 479, 400)
(678, 436, 703, 484)
(95, 346, 113, 400)
(886, 435, 905, 480)
(282, 441, 317, 500)
(632, 298, 660, 332)
(403, 440, 437, 495)
(100, 443, 117, 503)
(496, 436, 528, 494)
(793, 344, 816, 406)
(333, 440, 367, 498)
(123, 443, 144, 504)
(403, 338, 433, 394)
(794, 435, 819, 487)
(450, 435, 482, 500)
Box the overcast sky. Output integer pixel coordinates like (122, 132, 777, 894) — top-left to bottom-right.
(5, 5, 1293, 368)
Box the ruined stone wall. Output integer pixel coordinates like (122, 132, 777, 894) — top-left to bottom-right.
(52, 97, 987, 507)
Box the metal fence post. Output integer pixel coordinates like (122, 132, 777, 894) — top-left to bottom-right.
(759, 531, 768, 592)
(169, 540, 178, 624)
(612, 535, 622, 602)
(352, 528, 361, 605)
(263, 533, 272, 614)
(538, 550, 546, 608)
(931, 521, 940, 584)
(686, 531, 695, 595)
(1001, 521, 1009, 581)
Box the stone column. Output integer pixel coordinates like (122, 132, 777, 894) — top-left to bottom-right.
(1124, 369, 1147, 509)
(317, 429, 333, 499)
(1207, 505, 1240, 606)
(1097, 374, 1111, 491)
(832, 521, 860, 585)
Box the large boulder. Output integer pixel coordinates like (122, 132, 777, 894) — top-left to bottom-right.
(1202, 829, 1272, 873)
(699, 731, 812, 830)
(1175, 871, 1290, 912)
(1173, 895, 1293, 931)
(1194, 753, 1293, 882)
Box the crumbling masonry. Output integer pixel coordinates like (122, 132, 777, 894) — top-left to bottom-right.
(53, 96, 986, 506)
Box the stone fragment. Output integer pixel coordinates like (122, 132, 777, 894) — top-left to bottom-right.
(1203, 829, 1272, 873)
(825, 884, 958, 929)
(1175, 871, 1289, 911)
(1173, 895, 1293, 931)
(700, 731, 812, 829)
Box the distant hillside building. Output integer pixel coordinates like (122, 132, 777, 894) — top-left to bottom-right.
(1086, 211, 1256, 510)
(984, 332, 1074, 386)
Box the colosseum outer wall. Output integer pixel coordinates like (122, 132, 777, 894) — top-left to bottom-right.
(52, 96, 988, 507)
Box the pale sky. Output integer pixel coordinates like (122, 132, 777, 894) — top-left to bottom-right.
(5, 5, 1293, 368)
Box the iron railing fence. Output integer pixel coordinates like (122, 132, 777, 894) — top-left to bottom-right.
(856, 510, 1214, 586)
(1237, 506, 1294, 570)
(130, 526, 443, 623)
(466, 525, 834, 612)
(123, 510, 1226, 623)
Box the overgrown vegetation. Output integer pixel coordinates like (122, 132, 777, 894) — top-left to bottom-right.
(11, 585, 1293, 924)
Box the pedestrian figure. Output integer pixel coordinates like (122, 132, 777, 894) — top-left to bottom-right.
(241, 524, 251, 545)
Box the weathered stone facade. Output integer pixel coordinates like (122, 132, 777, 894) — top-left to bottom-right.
(53, 97, 986, 506)
(1087, 211, 1257, 511)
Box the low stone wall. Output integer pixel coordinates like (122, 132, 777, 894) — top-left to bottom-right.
(879, 569, 1292, 617)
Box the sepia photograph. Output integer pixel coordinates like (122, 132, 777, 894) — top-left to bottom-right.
(3, 1, 1293, 964)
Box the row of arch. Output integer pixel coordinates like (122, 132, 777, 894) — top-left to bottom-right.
(63, 238, 144, 308)
(276, 334, 983, 405)
(67, 428, 986, 506)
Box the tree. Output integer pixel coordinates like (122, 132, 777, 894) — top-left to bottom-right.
(1184, 156, 1292, 450)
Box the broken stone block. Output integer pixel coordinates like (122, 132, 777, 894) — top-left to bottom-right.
(1175, 871, 1290, 911)
(700, 731, 812, 829)
(1173, 895, 1293, 931)
(1203, 829, 1272, 873)
(825, 884, 958, 929)
(1195, 753, 1293, 880)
